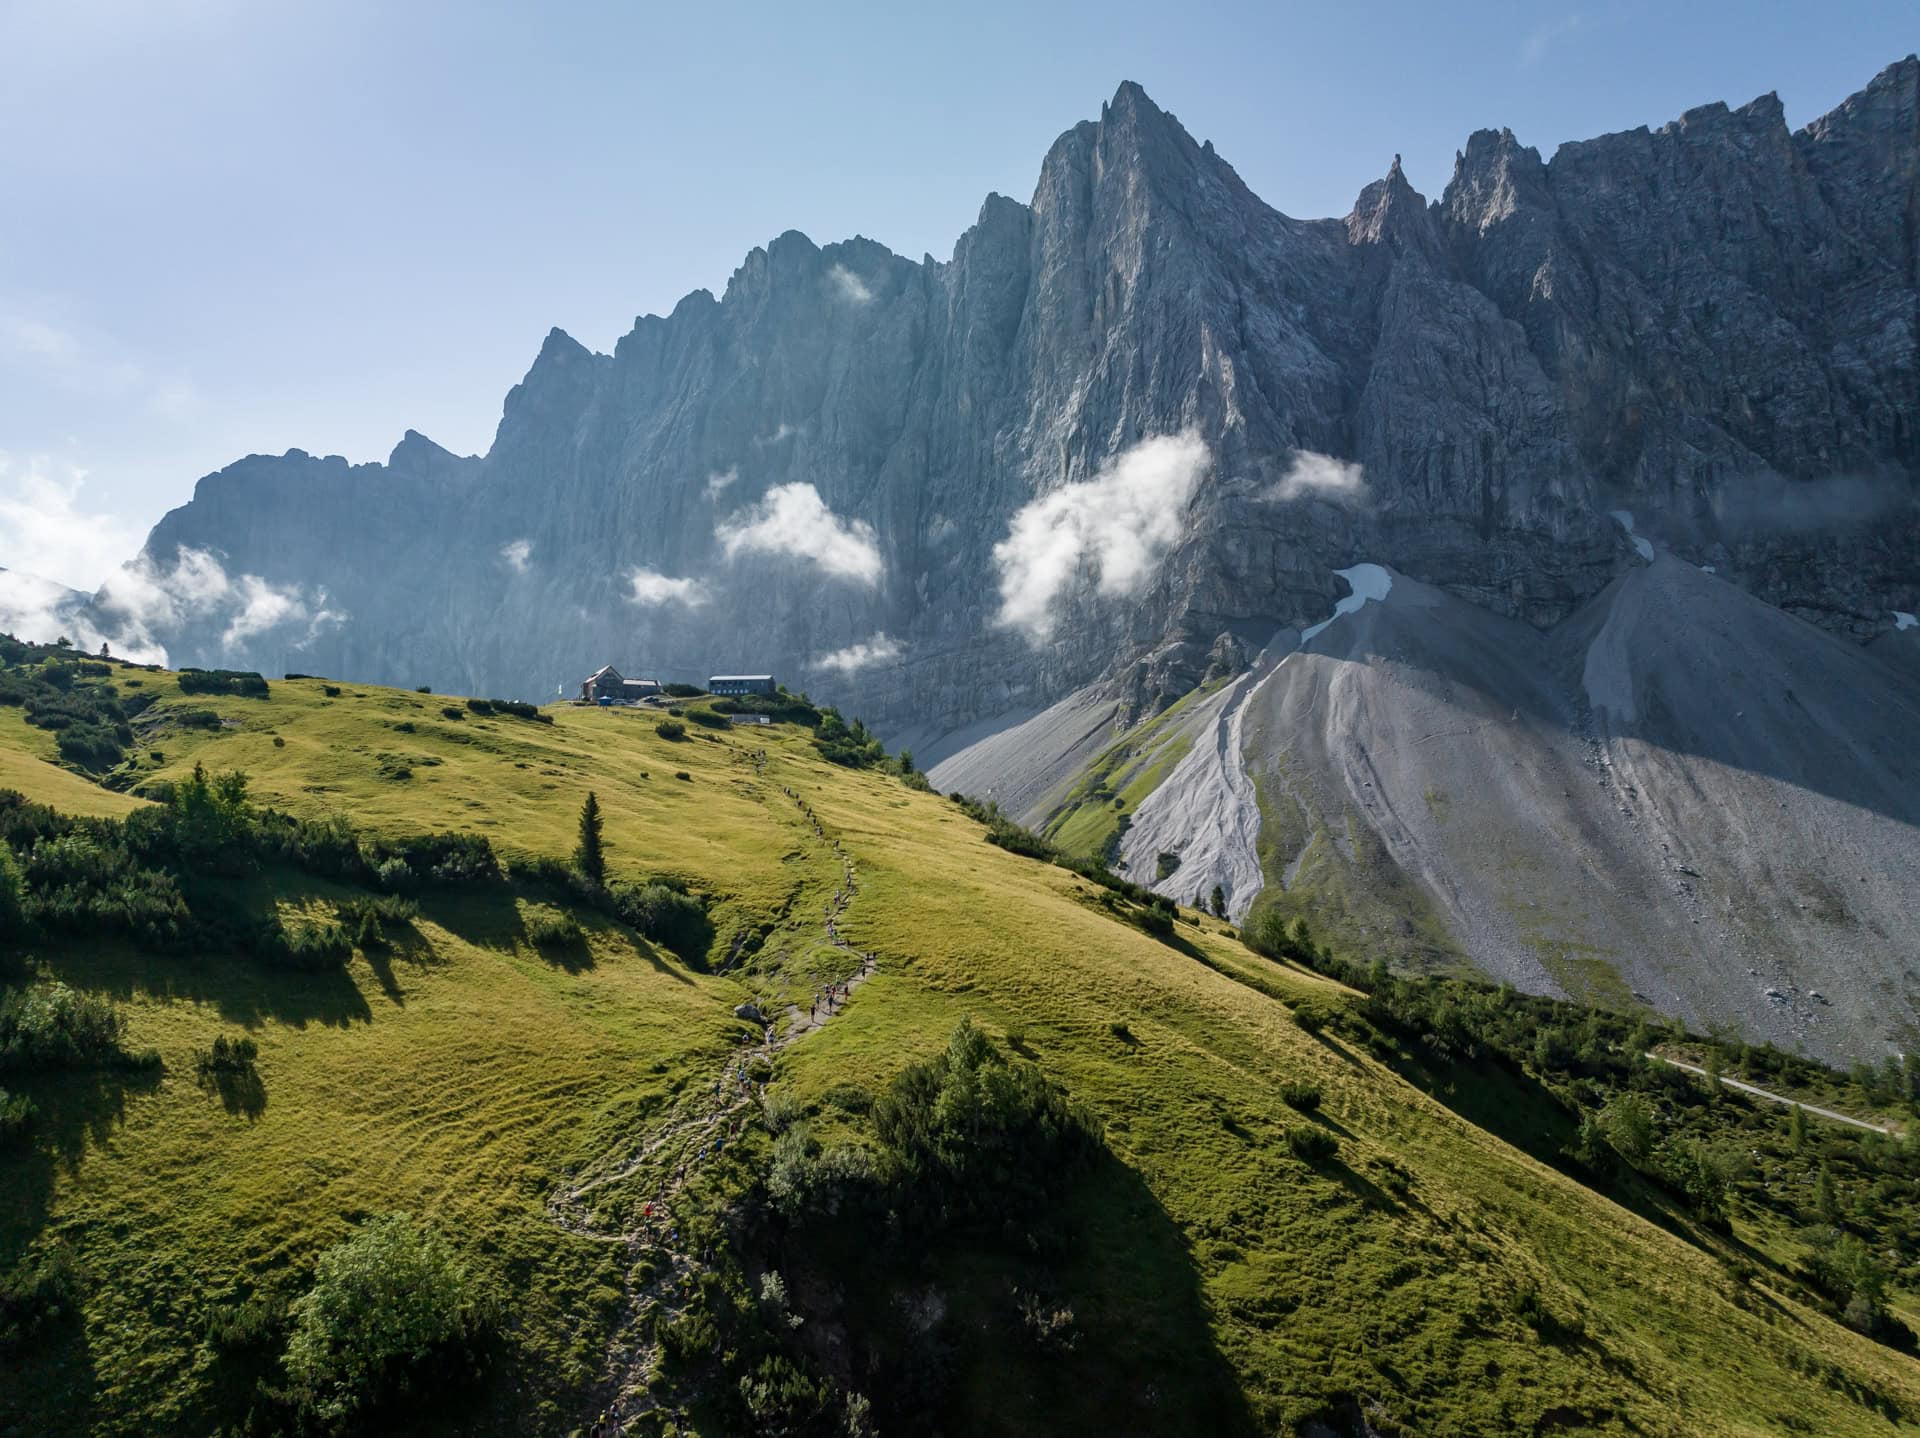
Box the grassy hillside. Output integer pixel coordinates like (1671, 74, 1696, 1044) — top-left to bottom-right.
(3, 652, 1919, 1436)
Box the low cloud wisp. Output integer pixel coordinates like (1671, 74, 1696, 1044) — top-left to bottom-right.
(993, 431, 1209, 643)
(88, 546, 347, 661)
(501, 538, 533, 572)
(829, 264, 874, 304)
(810, 633, 903, 674)
(716, 483, 883, 585)
(627, 567, 711, 607)
(1265, 449, 1367, 505)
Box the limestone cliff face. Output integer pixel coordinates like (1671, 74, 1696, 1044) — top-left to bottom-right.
(129, 60, 1919, 731)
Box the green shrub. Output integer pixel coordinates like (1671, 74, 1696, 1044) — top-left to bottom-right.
(872, 1020, 1095, 1225)
(1286, 1127, 1338, 1162)
(612, 881, 712, 965)
(0, 1086, 35, 1145)
(663, 682, 703, 698)
(283, 1214, 491, 1425)
(257, 917, 353, 971)
(323, 685, 342, 698)
(1279, 1080, 1323, 1111)
(654, 719, 687, 741)
(1290, 1000, 1337, 1034)
(822, 1083, 872, 1115)
(439, 706, 464, 721)
(0, 981, 136, 1070)
(526, 910, 583, 952)
(0, 1243, 80, 1350)
(0, 843, 23, 938)
(195, 1034, 259, 1078)
(686, 708, 728, 729)
(177, 668, 270, 698)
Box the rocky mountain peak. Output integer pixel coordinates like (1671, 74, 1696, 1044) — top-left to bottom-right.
(1346, 154, 1436, 255)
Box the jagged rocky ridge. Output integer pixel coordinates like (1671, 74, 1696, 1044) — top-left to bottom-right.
(121, 58, 1917, 730)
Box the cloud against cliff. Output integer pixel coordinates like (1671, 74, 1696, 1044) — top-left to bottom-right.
(704, 467, 739, 500)
(810, 633, 903, 674)
(91, 546, 345, 659)
(626, 567, 711, 607)
(993, 431, 1209, 643)
(716, 483, 884, 585)
(828, 264, 874, 304)
(501, 538, 533, 572)
(1264, 449, 1367, 504)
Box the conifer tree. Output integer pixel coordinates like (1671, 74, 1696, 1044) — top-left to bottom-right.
(576, 791, 606, 885)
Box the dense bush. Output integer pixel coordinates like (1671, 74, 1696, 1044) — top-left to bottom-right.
(663, 682, 704, 698)
(364, 832, 499, 888)
(283, 1214, 492, 1426)
(195, 1033, 259, 1078)
(613, 880, 712, 964)
(654, 718, 687, 741)
(686, 707, 729, 729)
(1286, 1127, 1338, 1163)
(256, 916, 353, 971)
(0, 981, 153, 1071)
(812, 707, 886, 768)
(1279, 1080, 1323, 1111)
(0, 1243, 80, 1350)
(872, 1020, 1096, 1226)
(0, 1086, 35, 1145)
(177, 668, 270, 698)
(526, 909, 583, 952)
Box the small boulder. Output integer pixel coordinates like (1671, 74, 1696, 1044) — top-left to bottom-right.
(734, 1002, 764, 1023)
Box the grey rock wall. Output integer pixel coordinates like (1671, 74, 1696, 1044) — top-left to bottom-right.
(120, 59, 1918, 737)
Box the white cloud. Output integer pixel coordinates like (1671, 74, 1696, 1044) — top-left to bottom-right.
(993, 431, 1209, 643)
(1263, 449, 1368, 505)
(626, 567, 711, 607)
(754, 423, 799, 447)
(0, 452, 146, 592)
(715, 483, 883, 585)
(810, 633, 903, 674)
(704, 467, 739, 500)
(828, 264, 874, 304)
(1521, 14, 1581, 65)
(501, 538, 533, 572)
(0, 567, 129, 658)
(91, 546, 345, 659)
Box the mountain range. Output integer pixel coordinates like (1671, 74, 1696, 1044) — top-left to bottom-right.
(50, 55, 1920, 1061)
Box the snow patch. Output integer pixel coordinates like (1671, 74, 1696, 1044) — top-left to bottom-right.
(1300, 564, 1393, 644)
(1895, 611, 1917, 632)
(1610, 509, 1655, 562)
(1700, 565, 1716, 575)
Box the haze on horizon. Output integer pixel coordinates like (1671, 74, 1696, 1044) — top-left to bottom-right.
(2, 0, 1913, 591)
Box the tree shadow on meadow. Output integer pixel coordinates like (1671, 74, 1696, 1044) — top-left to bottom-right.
(36, 938, 373, 1031)
(783, 1144, 1256, 1437)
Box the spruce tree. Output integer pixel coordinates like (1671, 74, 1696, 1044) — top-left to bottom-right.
(576, 791, 606, 885)
(1210, 884, 1226, 918)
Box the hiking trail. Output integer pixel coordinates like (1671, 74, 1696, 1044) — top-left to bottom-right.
(545, 749, 880, 1430)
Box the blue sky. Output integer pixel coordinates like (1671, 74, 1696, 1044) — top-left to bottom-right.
(2, 0, 1913, 589)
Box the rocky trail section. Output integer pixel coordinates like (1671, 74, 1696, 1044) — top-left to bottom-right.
(545, 750, 879, 1430)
